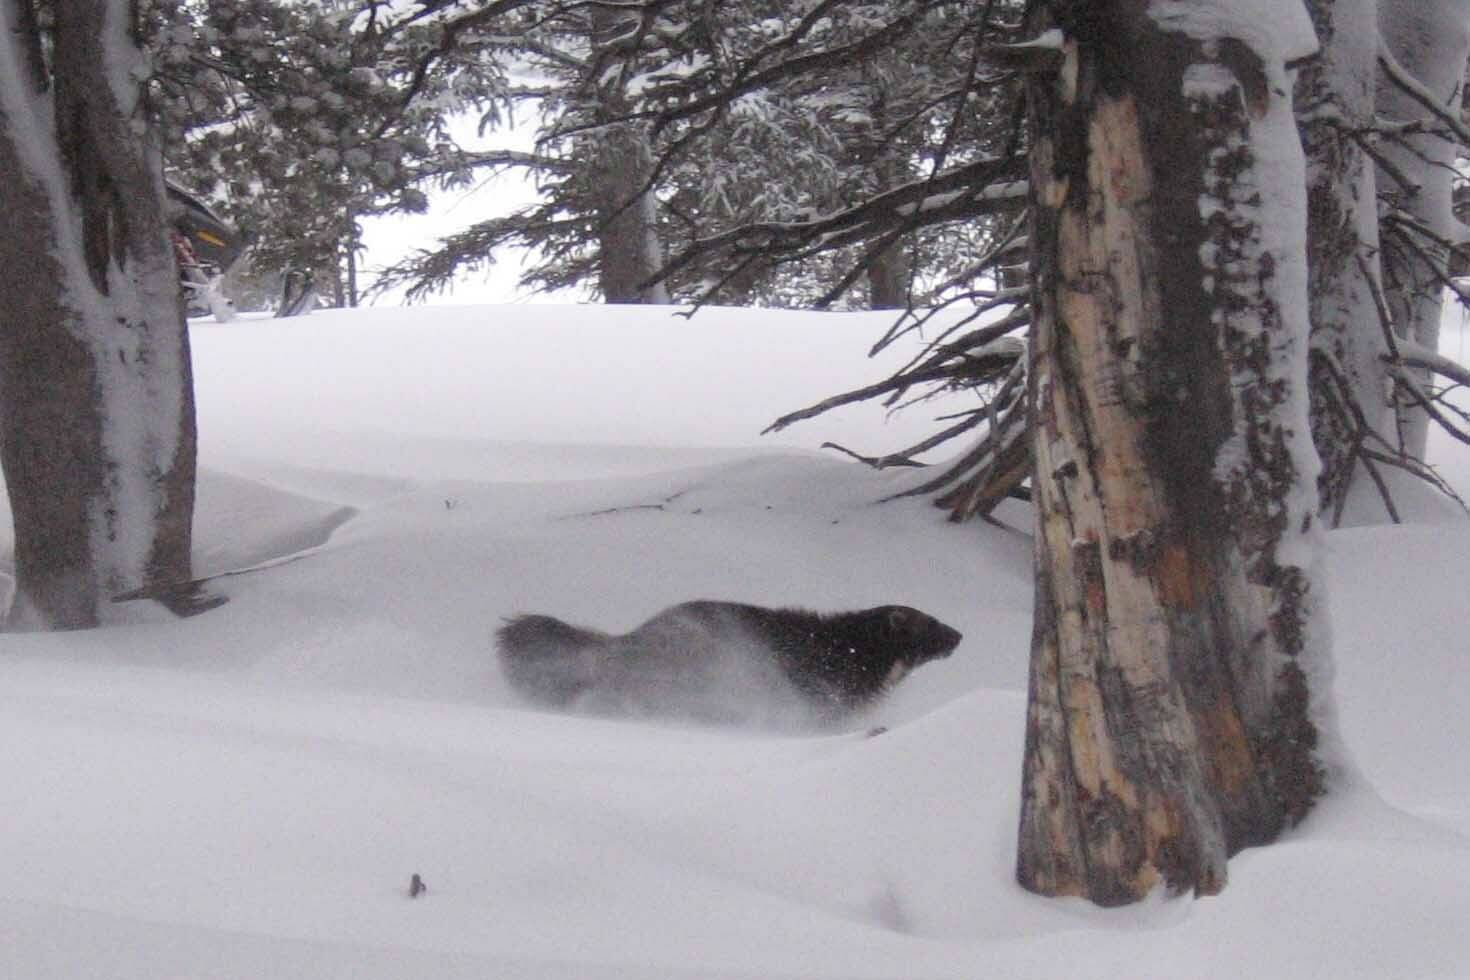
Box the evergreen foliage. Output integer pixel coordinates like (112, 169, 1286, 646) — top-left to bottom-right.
(152, 1, 1028, 309)
(151, 0, 510, 303)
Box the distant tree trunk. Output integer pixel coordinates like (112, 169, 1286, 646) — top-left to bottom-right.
(590, 7, 669, 305)
(343, 209, 360, 308)
(1299, 0, 1393, 519)
(595, 129, 669, 304)
(866, 240, 911, 310)
(0, 0, 196, 629)
(1375, 0, 1470, 458)
(346, 241, 359, 308)
(862, 80, 913, 312)
(1016, 1, 1329, 906)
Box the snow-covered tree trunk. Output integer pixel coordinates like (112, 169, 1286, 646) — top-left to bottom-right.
(590, 7, 669, 305)
(0, 0, 196, 629)
(1016, 1, 1331, 905)
(1375, 0, 1470, 458)
(1298, 0, 1394, 518)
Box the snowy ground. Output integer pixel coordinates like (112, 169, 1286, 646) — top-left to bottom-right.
(0, 303, 1467, 979)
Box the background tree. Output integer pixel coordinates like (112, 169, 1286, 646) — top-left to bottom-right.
(635, 0, 1036, 511)
(1298, 0, 1393, 519)
(372, 0, 1023, 309)
(361, 0, 681, 302)
(1373, 0, 1470, 459)
(155, 0, 506, 306)
(0, 0, 197, 628)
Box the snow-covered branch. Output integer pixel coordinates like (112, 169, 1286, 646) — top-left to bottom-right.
(1376, 39, 1470, 151)
(1394, 337, 1470, 389)
(653, 153, 1028, 290)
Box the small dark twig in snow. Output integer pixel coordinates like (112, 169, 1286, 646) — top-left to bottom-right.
(560, 488, 694, 520)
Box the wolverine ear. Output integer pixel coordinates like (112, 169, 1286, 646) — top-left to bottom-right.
(887, 607, 909, 630)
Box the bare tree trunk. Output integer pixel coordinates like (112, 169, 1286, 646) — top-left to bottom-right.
(867, 240, 911, 310)
(346, 233, 359, 308)
(1017, 1, 1329, 906)
(861, 84, 913, 312)
(590, 8, 669, 305)
(0, 0, 196, 629)
(595, 130, 670, 304)
(1375, 0, 1470, 458)
(1298, 0, 1393, 519)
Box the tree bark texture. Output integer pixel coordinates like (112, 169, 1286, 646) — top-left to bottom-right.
(1375, 0, 1470, 458)
(1017, 2, 1328, 906)
(590, 7, 670, 305)
(866, 240, 912, 310)
(1298, 0, 1393, 519)
(0, 0, 197, 628)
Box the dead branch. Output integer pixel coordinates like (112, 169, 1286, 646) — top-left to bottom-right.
(871, 284, 1023, 357)
(882, 356, 1028, 502)
(1382, 212, 1470, 303)
(1311, 348, 1402, 525)
(1394, 337, 1470, 388)
(935, 421, 1031, 521)
(820, 441, 925, 468)
(1377, 40, 1470, 151)
(870, 410, 987, 465)
(1391, 366, 1470, 446)
(888, 312, 1028, 385)
(1356, 249, 1402, 360)
(880, 354, 1025, 464)
(1361, 447, 1470, 512)
(1347, 128, 1422, 197)
(763, 362, 961, 434)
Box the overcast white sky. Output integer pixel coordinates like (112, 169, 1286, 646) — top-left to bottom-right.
(357, 178, 540, 306)
(357, 116, 582, 307)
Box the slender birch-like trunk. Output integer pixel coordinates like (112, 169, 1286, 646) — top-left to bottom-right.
(1375, 0, 1470, 458)
(1298, 0, 1393, 519)
(0, 0, 196, 629)
(1017, 0, 1330, 905)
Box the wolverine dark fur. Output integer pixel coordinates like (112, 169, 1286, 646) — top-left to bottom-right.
(496, 601, 962, 726)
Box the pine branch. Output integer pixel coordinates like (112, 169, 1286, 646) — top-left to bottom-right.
(649, 153, 1027, 291)
(1391, 367, 1470, 446)
(647, 3, 945, 136)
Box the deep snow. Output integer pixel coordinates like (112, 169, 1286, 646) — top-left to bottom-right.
(0, 302, 1467, 979)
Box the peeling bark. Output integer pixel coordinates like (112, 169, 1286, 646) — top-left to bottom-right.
(1017, 1, 1327, 905)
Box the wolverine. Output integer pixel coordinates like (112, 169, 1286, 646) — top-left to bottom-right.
(496, 601, 962, 728)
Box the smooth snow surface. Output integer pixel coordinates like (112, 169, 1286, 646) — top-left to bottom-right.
(0, 303, 1467, 979)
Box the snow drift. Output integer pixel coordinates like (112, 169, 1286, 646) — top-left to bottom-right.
(0, 302, 1465, 979)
